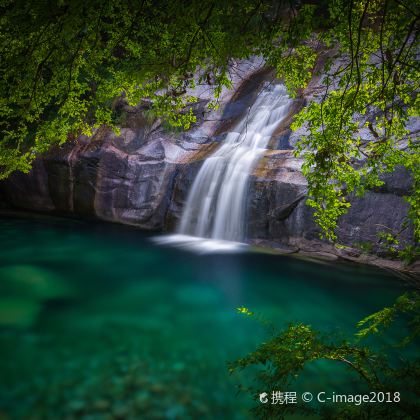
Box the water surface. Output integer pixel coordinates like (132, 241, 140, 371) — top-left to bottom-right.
(0, 214, 411, 419)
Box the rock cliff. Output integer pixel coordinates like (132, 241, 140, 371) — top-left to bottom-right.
(0, 58, 417, 271)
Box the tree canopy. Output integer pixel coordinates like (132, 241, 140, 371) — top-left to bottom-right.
(0, 0, 419, 252)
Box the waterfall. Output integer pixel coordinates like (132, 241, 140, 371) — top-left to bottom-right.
(154, 83, 291, 252)
(179, 83, 290, 242)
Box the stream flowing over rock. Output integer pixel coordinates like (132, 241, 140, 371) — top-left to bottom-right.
(178, 83, 292, 242)
(0, 58, 417, 270)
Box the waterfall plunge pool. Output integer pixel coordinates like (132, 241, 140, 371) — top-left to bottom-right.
(0, 214, 414, 419)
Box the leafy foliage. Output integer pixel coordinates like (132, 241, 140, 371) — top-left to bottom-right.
(288, 0, 420, 247)
(229, 292, 420, 419)
(0, 0, 276, 177)
(0, 0, 418, 253)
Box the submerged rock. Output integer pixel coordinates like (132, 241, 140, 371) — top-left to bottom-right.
(0, 265, 75, 326)
(0, 265, 74, 300)
(0, 298, 41, 327)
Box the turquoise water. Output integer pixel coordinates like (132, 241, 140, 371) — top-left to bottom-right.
(0, 215, 412, 419)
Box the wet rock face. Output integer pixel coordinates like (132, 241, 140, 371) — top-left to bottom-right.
(1, 159, 55, 212)
(1, 128, 180, 229)
(248, 153, 413, 255)
(248, 151, 314, 243)
(336, 167, 414, 256)
(0, 58, 415, 260)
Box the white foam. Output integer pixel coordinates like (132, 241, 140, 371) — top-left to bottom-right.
(152, 234, 248, 254)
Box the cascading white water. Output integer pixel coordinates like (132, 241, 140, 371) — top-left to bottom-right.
(178, 83, 291, 243)
(154, 83, 291, 252)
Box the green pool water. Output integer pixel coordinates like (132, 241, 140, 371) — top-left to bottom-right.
(0, 214, 413, 419)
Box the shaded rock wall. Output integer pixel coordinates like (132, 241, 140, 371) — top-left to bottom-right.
(248, 154, 413, 257)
